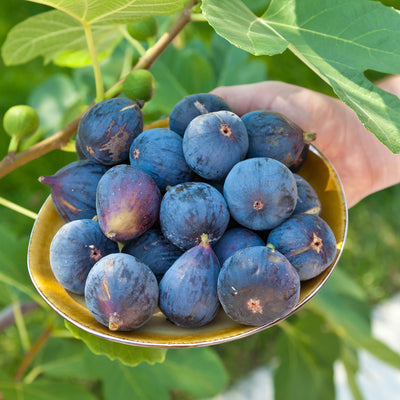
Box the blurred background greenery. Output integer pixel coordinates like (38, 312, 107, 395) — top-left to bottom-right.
(0, 1, 399, 399)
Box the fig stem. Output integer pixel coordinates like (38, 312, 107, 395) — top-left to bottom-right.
(109, 313, 123, 331)
(119, 25, 147, 56)
(303, 131, 317, 144)
(0, 1, 198, 179)
(8, 134, 20, 153)
(200, 233, 209, 247)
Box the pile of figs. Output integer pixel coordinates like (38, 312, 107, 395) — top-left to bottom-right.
(41, 93, 338, 332)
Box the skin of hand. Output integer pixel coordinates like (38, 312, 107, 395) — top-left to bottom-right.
(212, 77, 400, 208)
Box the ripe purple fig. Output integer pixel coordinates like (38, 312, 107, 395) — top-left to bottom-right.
(217, 245, 300, 326)
(77, 98, 143, 165)
(50, 219, 118, 294)
(96, 164, 161, 243)
(39, 160, 107, 222)
(159, 234, 221, 328)
(85, 253, 159, 331)
(267, 214, 337, 280)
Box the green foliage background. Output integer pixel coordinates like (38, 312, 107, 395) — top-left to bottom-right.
(0, 1, 399, 399)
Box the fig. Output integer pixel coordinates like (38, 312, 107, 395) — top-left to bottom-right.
(50, 219, 118, 294)
(96, 164, 161, 243)
(223, 157, 297, 230)
(122, 228, 182, 282)
(213, 227, 264, 265)
(3, 105, 39, 152)
(129, 128, 192, 191)
(267, 213, 337, 280)
(85, 253, 159, 331)
(122, 69, 156, 103)
(159, 234, 221, 328)
(217, 246, 300, 326)
(38, 160, 107, 222)
(127, 16, 158, 42)
(183, 110, 249, 180)
(77, 98, 143, 165)
(169, 93, 232, 137)
(159, 181, 230, 250)
(241, 110, 315, 167)
(292, 174, 321, 216)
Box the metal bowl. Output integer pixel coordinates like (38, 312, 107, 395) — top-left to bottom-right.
(27, 145, 347, 348)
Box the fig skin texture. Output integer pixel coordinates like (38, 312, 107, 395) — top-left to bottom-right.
(159, 235, 221, 328)
(96, 164, 161, 243)
(183, 110, 249, 181)
(267, 213, 337, 281)
(39, 160, 107, 222)
(217, 246, 300, 326)
(122, 228, 182, 282)
(242, 110, 315, 167)
(169, 93, 232, 137)
(223, 157, 297, 231)
(77, 98, 143, 165)
(159, 181, 230, 250)
(292, 174, 322, 216)
(50, 219, 118, 295)
(213, 227, 264, 266)
(129, 128, 192, 191)
(85, 253, 159, 331)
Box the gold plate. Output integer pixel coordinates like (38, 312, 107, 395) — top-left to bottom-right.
(27, 145, 348, 348)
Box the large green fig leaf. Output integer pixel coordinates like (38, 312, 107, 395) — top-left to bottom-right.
(2, 0, 185, 67)
(27, 0, 186, 24)
(202, 0, 400, 153)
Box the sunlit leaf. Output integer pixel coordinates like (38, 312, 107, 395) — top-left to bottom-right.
(28, 0, 186, 24)
(2, 0, 186, 67)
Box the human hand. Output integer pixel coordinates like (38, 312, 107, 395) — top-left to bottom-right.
(212, 78, 400, 208)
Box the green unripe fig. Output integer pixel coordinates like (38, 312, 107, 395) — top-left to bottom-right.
(3, 105, 40, 152)
(122, 69, 156, 103)
(127, 17, 158, 42)
(3, 105, 39, 138)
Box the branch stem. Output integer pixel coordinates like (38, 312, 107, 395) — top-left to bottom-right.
(83, 22, 104, 103)
(0, 196, 38, 219)
(13, 322, 54, 382)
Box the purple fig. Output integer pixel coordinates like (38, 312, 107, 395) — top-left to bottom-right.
(267, 214, 337, 280)
(85, 253, 159, 331)
(77, 98, 143, 165)
(159, 234, 221, 328)
(217, 245, 300, 326)
(293, 174, 321, 216)
(39, 160, 107, 222)
(96, 164, 161, 243)
(50, 219, 118, 294)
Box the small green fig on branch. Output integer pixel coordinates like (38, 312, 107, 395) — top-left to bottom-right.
(3, 105, 40, 153)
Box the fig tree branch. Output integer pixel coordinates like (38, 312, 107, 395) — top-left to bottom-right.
(0, 0, 198, 180)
